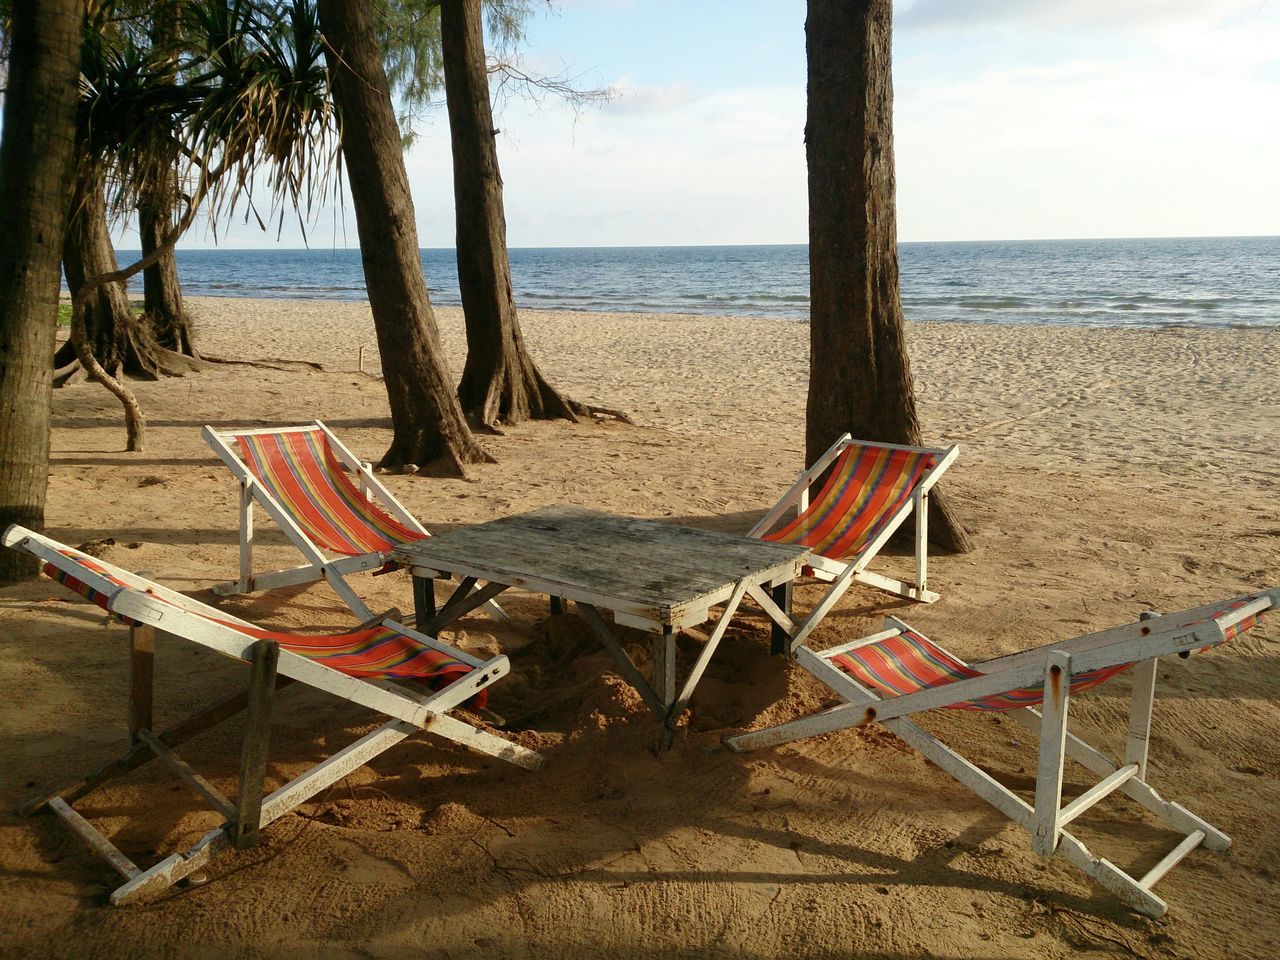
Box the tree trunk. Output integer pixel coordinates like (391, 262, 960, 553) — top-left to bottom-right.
(0, 0, 83, 583)
(318, 0, 492, 474)
(60, 175, 142, 377)
(140, 171, 198, 357)
(139, 1, 197, 359)
(440, 0, 578, 428)
(804, 0, 971, 552)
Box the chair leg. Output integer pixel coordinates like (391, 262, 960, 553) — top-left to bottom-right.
(129, 625, 155, 745)
(1008, 706, 1231, 850)
(238, 481, 253, 594)
(322, 568, 375, 621)
(1125, 657, 1159, 778)
(789, 564, 862, 650)
(914, 489, 929, 597)
(232, 640, 279, 851)
(1126, 610, 1162, 779)
(1032, 651, 1072, 856)
(1056, 833, 1169, 917)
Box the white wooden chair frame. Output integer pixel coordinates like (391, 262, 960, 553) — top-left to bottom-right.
(750, 435, 959, 651)
(725, 590, 1277, 916)
(202, 421, 505, 624)
(4, 525, 542, 906)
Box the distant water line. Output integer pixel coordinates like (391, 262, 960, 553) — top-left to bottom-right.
(116, 236, 1280, 330)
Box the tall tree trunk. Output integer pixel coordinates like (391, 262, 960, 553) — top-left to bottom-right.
(318, 0, 492, 474)
(440, 0, 578, 428)
(0, 0, 83, 583)
(140, 171, 198, 357)
(804, 0, 971, 552)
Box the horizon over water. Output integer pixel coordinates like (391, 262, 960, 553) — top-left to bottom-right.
(121, 235, 1280, 330)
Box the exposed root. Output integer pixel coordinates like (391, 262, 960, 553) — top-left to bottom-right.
(201, 355, 325, 372)
(569, 400, 634, 425)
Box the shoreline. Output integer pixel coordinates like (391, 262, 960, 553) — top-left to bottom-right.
(79, 287, 1280, 332)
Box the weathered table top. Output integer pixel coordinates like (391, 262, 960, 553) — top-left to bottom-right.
(394, 505, 810, 630)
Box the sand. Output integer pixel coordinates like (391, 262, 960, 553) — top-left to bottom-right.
(1, 295, 1277, 959)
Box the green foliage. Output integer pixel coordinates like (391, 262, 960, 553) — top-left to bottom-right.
(43, 0, 556, 240)
(378, 0, 538, 142)
(75, 1, 340, 239)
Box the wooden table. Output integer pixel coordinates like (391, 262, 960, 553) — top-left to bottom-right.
(394, 505, 811, 738)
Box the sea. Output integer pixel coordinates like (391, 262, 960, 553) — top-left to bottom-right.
(123, 236, 1280, 330)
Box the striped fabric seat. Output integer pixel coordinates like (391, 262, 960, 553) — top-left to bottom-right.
(1183, 598, 1268, 655)
(42, 554, 480, 700)
(234, 429, 425, 556)
(833, 629, 1132, 712)
(761, 444, 937, 560)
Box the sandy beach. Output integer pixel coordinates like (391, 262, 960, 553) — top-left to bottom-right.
(1, 295, 1277, 959)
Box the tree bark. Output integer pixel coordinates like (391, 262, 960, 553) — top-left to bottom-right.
(140, 171, 198, 357)
(440, 0, 578, 428)
(804, 0, 971, 552)
(139, 1, 197, 358)
(0, 0, 83, 582)
(319, 0, 492, 474)
(60, 174, 155, 378)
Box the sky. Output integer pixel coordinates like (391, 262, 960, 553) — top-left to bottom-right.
(167, 0, 1280, 249)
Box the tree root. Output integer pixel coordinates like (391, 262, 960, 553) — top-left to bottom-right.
(201, 354, 326, 371)
(569, 400, 634, 425)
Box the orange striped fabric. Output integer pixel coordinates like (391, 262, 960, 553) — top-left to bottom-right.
(833, 629, 1133, 712)
(41, 553, 482, 702)
(762, 444, 937, 560)
(234, 430, 425, 556)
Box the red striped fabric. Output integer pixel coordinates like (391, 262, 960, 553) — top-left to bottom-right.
(1186, 597, 1268, 653)
(833, 629, 1133, 712)
(233, 430, 425, 556)
(41, 554, 482, 703)
(762, 444, 936, 560)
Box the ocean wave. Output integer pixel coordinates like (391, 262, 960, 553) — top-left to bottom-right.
(120, 238, 1280, 330)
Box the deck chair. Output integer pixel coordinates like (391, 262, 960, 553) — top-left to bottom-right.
(725, 590, 1277, 916)
(202, 421, 504, 624)
(750, 435, 958, 648)
(3, 524, 542, 906)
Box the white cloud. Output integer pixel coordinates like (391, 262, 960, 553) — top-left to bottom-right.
(900, 0, 1262, 30)
(895, 50, 1280, 240)
(474, 84, 808, 247)
(602, 78, 697, 114)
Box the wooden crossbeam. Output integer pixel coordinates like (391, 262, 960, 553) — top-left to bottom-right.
(20, 676, 296, 816)
(137, 730, 237, 821)
(49, 798, 141, 881)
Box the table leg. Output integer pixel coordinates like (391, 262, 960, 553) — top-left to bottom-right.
(577, 604, 664, 716)
(412, 577, 437, 628)
(770, 581, 793, 655)
(654, 625, 677, 711)
(654, 627, 678, 753)
(550, 595, 563, 615)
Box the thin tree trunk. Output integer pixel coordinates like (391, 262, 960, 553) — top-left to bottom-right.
(140, 171, 198, 357)
(60, 175, 138, 377)
(805, 0, 971, 552)
(0, 0, 83, 583)
(319, 0, 492, 474)
(139, 0, 197, 358)
(441, 0, 578, 428)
